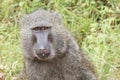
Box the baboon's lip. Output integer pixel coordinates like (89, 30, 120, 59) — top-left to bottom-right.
(35, 54, 50, 61)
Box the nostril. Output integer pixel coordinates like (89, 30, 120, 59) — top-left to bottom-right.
(36, 49, 50, 59)
(39, 49, 47, 53)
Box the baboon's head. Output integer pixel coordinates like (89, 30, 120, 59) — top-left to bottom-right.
(19, 10, 68, 61)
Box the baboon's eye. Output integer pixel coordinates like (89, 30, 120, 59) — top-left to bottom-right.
(32, 26, 51, 31)
(43, 27, 49, 30)
(32, 27, 42, 31)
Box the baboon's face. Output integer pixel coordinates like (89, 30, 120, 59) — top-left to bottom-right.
(20, 10, 67, 61)
(31, 26, 55, 61)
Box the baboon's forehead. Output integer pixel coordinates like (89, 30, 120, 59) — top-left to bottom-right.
(20, 10, 62, 28)
(30, 21, 52, 28)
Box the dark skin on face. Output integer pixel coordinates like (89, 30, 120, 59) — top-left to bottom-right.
(31, 26, 52, 59)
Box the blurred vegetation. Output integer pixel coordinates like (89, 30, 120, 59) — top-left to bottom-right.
(0, 0, 120, 80)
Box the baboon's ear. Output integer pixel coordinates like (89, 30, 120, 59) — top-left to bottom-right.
(51, 11, 63, 25)
(18, 14, 29, 28)
(67, 36, 80, 54)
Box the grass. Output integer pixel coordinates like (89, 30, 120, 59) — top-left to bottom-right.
(0, 0, 120, 80)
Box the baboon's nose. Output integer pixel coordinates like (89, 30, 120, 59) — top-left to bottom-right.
(36, 49, 50, 59)
(40, 49, 47, 53)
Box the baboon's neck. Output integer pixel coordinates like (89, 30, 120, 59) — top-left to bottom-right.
(25, 57, 64, 80)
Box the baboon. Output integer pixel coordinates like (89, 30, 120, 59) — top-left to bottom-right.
(17, 9, 97, 80)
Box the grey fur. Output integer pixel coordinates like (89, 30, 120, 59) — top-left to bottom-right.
(17, 9, 97, 80)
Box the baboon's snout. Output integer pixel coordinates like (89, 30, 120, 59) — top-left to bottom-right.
(35, 49, 50, 59)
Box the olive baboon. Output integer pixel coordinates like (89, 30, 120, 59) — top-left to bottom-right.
(17, 9, 97, 80)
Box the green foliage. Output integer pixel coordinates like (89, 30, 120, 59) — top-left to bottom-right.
(0, 0, 120, 80)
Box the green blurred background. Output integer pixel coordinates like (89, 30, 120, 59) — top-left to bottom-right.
(0, 0, 120, 80)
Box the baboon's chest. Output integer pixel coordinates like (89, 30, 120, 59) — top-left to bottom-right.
(27, 62, 65, 80)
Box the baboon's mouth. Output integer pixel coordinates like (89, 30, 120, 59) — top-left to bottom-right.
(36, 52, 50, 59)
